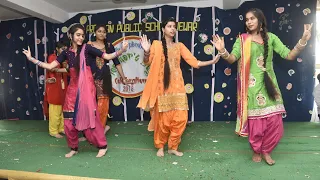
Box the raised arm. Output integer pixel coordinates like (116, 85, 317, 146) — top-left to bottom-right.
(140, 35, 154, 65)
(104, 38, 128, 60)
(211, 35, 238, 64)
(180, 43, 220, 68)
(280, 24, 312, 60)
(23, 46, 59, 70)
(109, 44, 126, 80)
(87, 38, 128, 61)
(111, 52, 128, 83)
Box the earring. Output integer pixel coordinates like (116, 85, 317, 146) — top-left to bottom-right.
(260, 27, 263, 31)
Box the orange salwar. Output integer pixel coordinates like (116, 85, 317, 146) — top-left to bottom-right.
(138, 41, 199, 150)
(94, 79, 110, 128)
(97, 96, 109, 128)
(152, 102, 188, 150)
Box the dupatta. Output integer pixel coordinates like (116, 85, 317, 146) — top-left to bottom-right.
(73, 44, 99, 131)
(235, 34, 252, 137)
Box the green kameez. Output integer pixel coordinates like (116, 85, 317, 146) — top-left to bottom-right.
(231, 32, 291, 119)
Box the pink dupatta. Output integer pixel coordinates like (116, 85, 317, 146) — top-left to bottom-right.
(73, 44, 99, 131)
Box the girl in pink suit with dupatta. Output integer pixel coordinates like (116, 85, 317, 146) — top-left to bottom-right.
(23, 24, 128, 158)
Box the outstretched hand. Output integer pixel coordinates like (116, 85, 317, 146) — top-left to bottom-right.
(22, 46, 32, 59)
(302, 23, 313, 41)
(122, 37, 128, 51)
(140, 34, 151, 53)
(212, 54, 220, 64)
(211, 35, 225, 52)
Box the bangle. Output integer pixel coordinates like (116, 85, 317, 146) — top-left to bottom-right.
(294, 39, 307, 51)
(116, 51, 121, 57)
(144, 53, 150, 58)
(220, 50, 230, 59)
(144, 51, 150, 55)
(298, 39, 307, 46)
(112, 52, 117, 58)
(218, 48, 227, 55)
(223, 53, 230, 59)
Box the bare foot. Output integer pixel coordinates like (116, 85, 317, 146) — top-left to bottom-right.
(104, 125, 110, 134)
(65, 150, 78, 158)
(51, 134, 64, 138)
(252, 153, 262, 163)
(96, 148, 107, 158)
(168, 149, 184, 157)
(156, 148, 164, 157)
(78, 137, 86, 142)
(262, 153, 275, 165)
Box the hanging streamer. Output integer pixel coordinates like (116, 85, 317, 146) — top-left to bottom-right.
(43, 20, 48, 120)
(175, 7, 180, 43)
(34, 20, 39, 89)
(190, 8, 198, 122)
(88, 15, 93, 41)
(122, 10, 128, 122)
(158, 8, 162, 40)
(210, 7, 216, 122)
(139, 9, 144, 121)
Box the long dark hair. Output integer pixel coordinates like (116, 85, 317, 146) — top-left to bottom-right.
(246, 8, 278, 101)
(94, 24, 112, 96)
(161, 17, 176, 90)
(68, 24, 85, 74)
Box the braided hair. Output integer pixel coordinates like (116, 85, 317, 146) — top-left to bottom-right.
(161, 17, 176, 90)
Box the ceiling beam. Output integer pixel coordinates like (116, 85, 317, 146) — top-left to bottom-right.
(0, 0, 69, 23)
(223, 0, 255, 9)
(223, 0, 241, 9)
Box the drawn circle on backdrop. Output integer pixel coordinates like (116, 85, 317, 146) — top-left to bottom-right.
(113, 96, 122, 106)
(185, 84, 194, 94)
(214, 92, 224, 103)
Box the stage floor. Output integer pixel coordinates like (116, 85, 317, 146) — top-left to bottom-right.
(0, 120, 319, 180)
